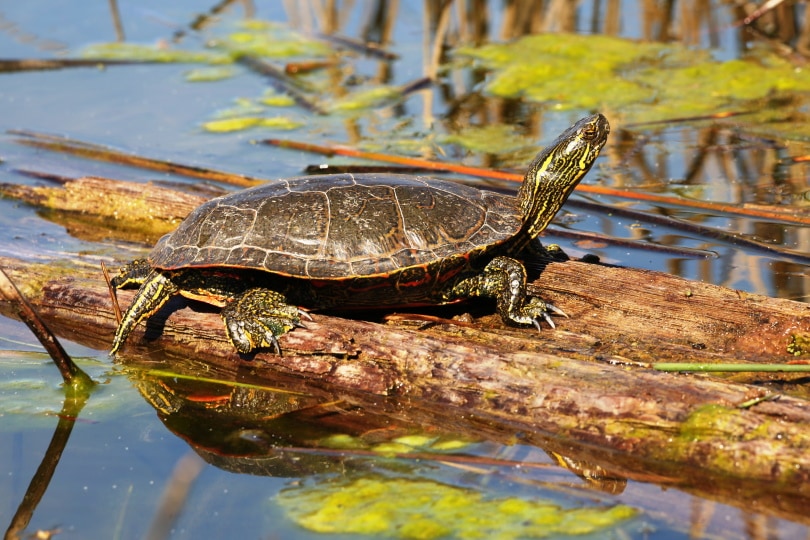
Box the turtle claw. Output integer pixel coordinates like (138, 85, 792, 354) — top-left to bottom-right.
(540, 311, 556, 329)
(522, 298, 563, 331)
(546, 303, 568, 318)
(268, 334, 281, 355)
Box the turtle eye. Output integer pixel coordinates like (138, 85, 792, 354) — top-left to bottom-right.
(582, 124, 597, 140)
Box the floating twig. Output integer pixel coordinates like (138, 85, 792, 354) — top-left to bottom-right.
(314, 32, 399, 60)
(9, 130, 264, 187)
(0, 58, 147, 73)
(399, 76, 432, 96)
(260, 138, 522, 181)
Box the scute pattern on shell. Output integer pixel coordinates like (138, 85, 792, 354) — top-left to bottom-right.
(150, 173, 522, 279)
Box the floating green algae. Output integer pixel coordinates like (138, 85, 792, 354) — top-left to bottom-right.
(218, 20, 332, 59)
(278, 476, 637, 539)
(318, 432, 471, 455)
(439, 124, 532, 154)
(80, 42, 230, 64)
(327, 86, 405, 113)
(456, 34, 810, 124)
(260, 92, 296, 107)
(202, 116, 302, 133)
(184, 66, 236, 82)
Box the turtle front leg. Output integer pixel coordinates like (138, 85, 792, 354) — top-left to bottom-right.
(111, 270, 179, 355)
(221, 288, 307, 354)
(449, 256, 563, 330)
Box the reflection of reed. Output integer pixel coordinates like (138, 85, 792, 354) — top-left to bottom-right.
(284, 1, 810, 57)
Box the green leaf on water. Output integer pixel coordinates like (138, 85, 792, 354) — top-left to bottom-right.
(278, 475, 637, 539)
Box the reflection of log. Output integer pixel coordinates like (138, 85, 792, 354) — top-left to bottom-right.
(2, 176, 810, 500)
(125, 358, 810, 527)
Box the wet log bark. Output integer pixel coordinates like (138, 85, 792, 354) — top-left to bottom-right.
(2, 175, 810, 496)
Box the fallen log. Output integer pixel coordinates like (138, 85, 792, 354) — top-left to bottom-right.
(1, 254, 809, 494)
(3, 175, 808, 368)
(2, 175, 810, 504)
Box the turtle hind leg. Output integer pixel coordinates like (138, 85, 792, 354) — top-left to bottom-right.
(110, 270, 178, 355)
(449, 256, 562, 330)
(221, 288, 305, 354)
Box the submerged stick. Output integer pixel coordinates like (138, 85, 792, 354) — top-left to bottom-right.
(0, 267, 93, 390)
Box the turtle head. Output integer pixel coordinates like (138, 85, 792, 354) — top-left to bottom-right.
(518, 113, 610, 239)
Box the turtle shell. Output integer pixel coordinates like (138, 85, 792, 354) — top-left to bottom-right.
(150, 173, 522, 280)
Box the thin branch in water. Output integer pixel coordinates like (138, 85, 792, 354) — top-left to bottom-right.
(260, 138, 521, 181)
(9, 130, 264, 187)
(400, 76, 432, 96)
(0, 58, 149, 73)
(260, 137, 810, 226)
(567, 199, 810, 265)
(0, 267, 94, 390)
(314, 31, 399, 60)
(173, 0, 246, 43)
(236, 55, 326, 115)
(101, 261, 123, 325)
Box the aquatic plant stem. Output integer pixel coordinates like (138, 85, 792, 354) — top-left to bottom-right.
(652, 363, 810, 372)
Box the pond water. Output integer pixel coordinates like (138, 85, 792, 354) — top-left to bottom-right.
(1, 1, 809, 539)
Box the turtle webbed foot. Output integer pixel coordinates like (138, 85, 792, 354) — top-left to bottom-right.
(513, 297, 567, 330)
(221, 288, 304, 354)
(449, 256, 566, 332)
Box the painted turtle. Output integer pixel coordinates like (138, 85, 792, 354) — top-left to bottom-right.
(111, 113, 609, 354)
